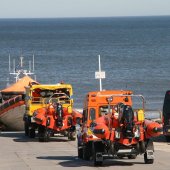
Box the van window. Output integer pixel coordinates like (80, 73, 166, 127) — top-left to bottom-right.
(89, 108, 96, 120)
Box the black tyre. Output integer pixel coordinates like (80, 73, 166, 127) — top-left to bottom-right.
(63, 130, 68, 137)
(144, 153, 154, 164)
(94, 153, 103, 166)
(29, 128, 35, 138)
(93, 142, 103, 166)
(165, 136, 170, 142)
(68, 131, 76, 141)
(144, 139, 154, 164)
(24, 122, 29, 136)
(38, 126, 50, 142)
(139, 141, 146, 154)
(78, 147, 83, 159)
(83, 143, 92, 160)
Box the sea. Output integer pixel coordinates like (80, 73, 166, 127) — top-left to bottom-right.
(0, 16, 170, 110)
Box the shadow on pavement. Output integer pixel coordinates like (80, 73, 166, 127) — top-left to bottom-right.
(152, 135, 167, 142)
(0, 131, 69, 143)
(37, 155, 145, 167)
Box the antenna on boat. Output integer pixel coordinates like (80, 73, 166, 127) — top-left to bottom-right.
(95, 55, 105, 91)
(13, 59, 15, 73)
(29, 60, 31, 72)
(9, 54, 35, 82)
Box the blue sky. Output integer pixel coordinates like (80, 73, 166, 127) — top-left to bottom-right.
(0, 0, 170, 18)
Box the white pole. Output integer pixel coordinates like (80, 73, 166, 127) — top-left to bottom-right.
(98, 55, 102, 91)
(13, 59, 15, 73)
(20, 57, 23, 68)
(33, 54, 35, 72)
(9, 54, 11, 72)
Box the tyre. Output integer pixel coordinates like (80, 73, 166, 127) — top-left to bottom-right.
(144, 139, 154, 164)
(78, 147, 83, 159)
(93, 142, 103, 166)
(38, 126, 50, 142)
(29, 128, 35, 138)
(94, 153, 103, 166)
(68, 131, 76, 141)
(165, 136, 170, 142)
(63, 130, 68, 137)
(144, 153, 154, 164)
(139, 141, 146, 154)
(83, 143, 92, 160)
(24, 122, 29, 136)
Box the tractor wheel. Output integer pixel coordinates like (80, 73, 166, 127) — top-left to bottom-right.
(68, 131, 76, 141)
(83, 143, 92, 160)
(165, 136, 170, 142)
(93, 142, 103, 166)
(29, 128, 35, 138)
(144, 153, 154, 164)
(38, 126, 50, 142)
(144, 139, 154, 164)
(78, 147, 83, 159)
(93, 152, 103, 166)
(139, 141, 146, 154)
(63, 130, 68, 137)
(24, 122, 29, 136)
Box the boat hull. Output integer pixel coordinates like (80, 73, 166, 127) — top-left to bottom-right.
(0, 104, 25, 131)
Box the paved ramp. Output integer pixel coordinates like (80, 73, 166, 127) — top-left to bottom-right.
(0, 132, 170, 170)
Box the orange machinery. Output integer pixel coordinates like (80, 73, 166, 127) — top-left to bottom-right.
(24, 83, 82, 141)
(77, 90, 162, 166)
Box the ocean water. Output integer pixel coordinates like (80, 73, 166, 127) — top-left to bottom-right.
(0, 16, 170, 109)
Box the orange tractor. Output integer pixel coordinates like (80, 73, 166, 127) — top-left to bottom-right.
(77, 90, 162, 166)
(24, 83, 82, 142)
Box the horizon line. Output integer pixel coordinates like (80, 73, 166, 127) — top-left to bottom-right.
(0, 14, 170, 20)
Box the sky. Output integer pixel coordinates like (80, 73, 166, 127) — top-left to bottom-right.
(0, 0, 170, 18)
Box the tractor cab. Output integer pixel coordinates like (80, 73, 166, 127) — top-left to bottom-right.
(82, 90, 133, 127)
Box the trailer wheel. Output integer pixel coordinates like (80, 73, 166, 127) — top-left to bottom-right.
(68, 131, 76, 141)
(24, 122, 29, 136)
(165, 136, 170, 142)
(29, 128, 35, 138)
(38, 126, 50, 142)
(83, 143, 92, 160)
(144, 139, 154, 164)
(93, 142, 103, 166)
(139, 141, 146, 154)
(94, 153, 103, 166)
(78, 147, 83, 159)
(144, 153, 154, 164)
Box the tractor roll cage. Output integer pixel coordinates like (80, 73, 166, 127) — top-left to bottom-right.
(96, 94, 145, 111)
